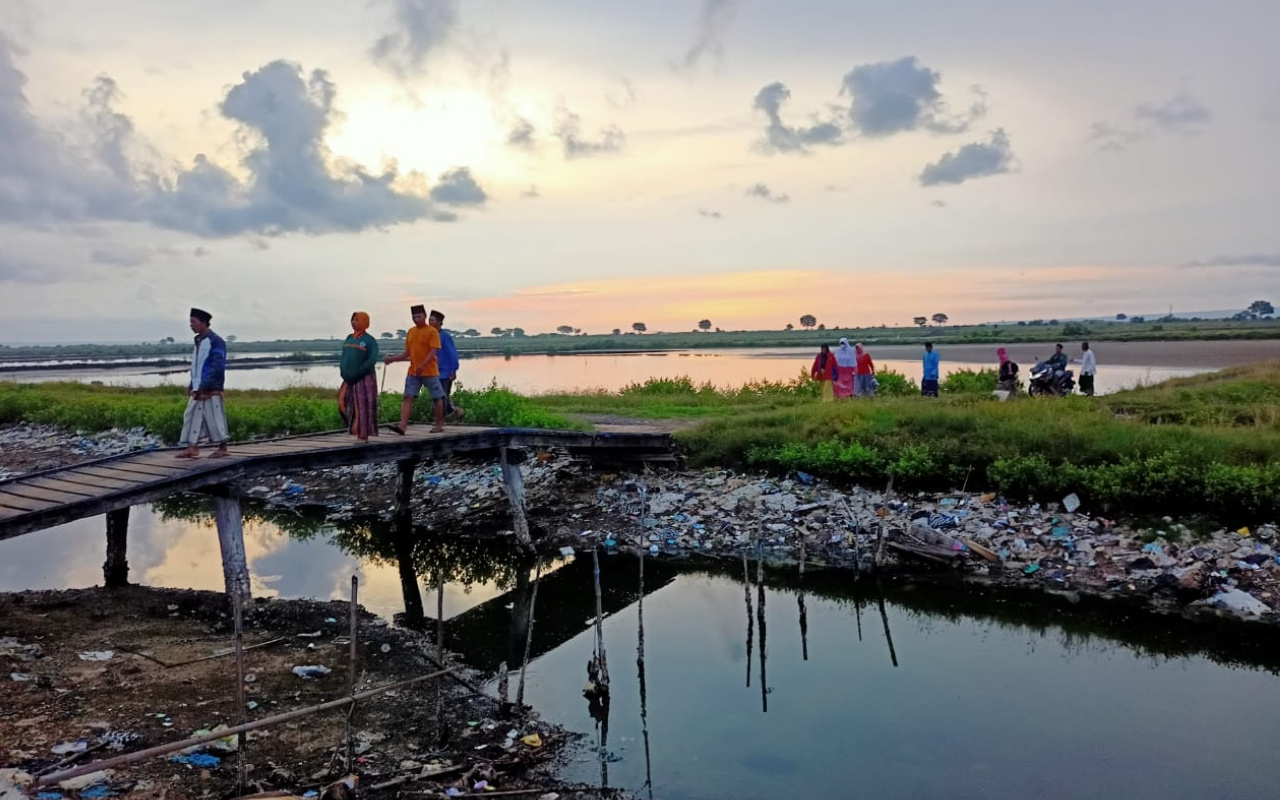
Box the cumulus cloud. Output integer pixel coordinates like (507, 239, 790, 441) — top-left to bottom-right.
(841, 57, 985, 137)
(370, 0, 460, 80)
(428, 167, 486, 205)
(0, 36, 483, 238)
(752, 82, 843, 154)
(919, 129, 1014, 186)
(520, 185, 540, 199)
(553, 106, 625, 159)
(1181, 253, 1280, 268)
(89, 244, 153, 266)
(745, 183, 790, 204)
(676, 0, 742, 73)
(697, 208, 722, 218)
(1090, 88, 1212, 151)
(506, 117, 536, 149)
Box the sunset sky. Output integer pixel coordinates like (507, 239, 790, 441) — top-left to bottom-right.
(1, 0, 1277, 342)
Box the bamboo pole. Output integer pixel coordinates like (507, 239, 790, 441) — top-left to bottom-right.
(591, 545, 609, 691)
(742, 545, 753, 689)
(31, 668, 454, 789)
(875, 578, 899, 668)
(233, 592, 247, 791)
(345, 575, 359, 770)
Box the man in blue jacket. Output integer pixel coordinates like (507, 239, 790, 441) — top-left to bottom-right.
(922, 342, 940, 397)
(176, 307, 230, 459)
(430, 310, 465, 422)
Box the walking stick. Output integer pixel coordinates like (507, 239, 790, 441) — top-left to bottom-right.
(380, 363, 387, 393)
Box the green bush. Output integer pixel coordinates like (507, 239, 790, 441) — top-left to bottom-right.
(942, 368, 998, 394)
(873, 370, 918, 396)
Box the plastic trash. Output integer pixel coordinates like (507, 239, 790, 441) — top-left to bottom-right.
(1236, 527, 1251, 537)
(79, 787, 111, 800)
(445, 790, 462, 797)
(603, 538, 617, 548)
(292, 665, 332, 678)
(36, 793, 65, 800)
(1023, 563, 1041, 575)
(1141, 542, 1164, 556)
(51, 741, 89, 756)
(1062, 493, 1081, 513)
(10, 673, 30, 682)
(78, 651, 114, 662)
(795, 471, 815, 486)
(170, 754, 221, 768)
(558, 547, 575, 557)
(521, 733, 543, 748)
(648, 545, 660, 556)
(1194, 589, 1270, 616)
(380, 643, 391, 653)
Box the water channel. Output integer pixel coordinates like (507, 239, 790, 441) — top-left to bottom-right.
(3, 500, 1279, 799)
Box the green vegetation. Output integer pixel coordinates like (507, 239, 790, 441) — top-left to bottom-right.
(0, 381, 579, 441)
(3, 362, 1278, 525)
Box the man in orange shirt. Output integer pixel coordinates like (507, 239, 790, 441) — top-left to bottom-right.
(383, 304, 446, 434)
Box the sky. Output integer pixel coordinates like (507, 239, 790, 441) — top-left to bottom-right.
(1, 0, 1278, 343)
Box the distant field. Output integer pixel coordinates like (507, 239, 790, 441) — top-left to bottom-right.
(2, 317, 1277, 361)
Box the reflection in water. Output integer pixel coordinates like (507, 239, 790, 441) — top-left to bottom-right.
(10, 500, 1280, 800)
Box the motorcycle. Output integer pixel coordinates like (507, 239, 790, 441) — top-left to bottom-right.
(1028, 360, 1075, 397)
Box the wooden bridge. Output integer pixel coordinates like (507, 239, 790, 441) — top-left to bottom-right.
(0, 424, 674, 601)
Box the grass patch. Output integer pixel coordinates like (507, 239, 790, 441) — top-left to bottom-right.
(0, 380, 578, 441)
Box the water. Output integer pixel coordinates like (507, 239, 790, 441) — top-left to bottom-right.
(4, 501, 1280, 800)
(0, 345, 1217, 395)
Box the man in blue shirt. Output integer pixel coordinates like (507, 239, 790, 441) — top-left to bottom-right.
(921, 342, 940, 397)
(429, 310, 465, 421)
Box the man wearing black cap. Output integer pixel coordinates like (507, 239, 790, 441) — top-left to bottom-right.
(429, 309, 464, 422)
(383, 304, 445, 434)
(176, 308, 230, 459)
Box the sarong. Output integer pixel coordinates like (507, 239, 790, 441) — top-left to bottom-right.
(833, 369, 855, 399)
(819, 381, 835, 402)
(180, 393, 229, 446)
(346, 373, 379, 439)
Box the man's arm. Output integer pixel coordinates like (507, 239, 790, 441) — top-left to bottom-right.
(412, 347, 438, 375)
(384, 348, 410, 364)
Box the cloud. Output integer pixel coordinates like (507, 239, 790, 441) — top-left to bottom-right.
(428, 167, 487, 205)
(919, 129, 1014, 186)
(1090, 87, 1212, 151)
(745, 183, 789, 204)
(931, 199, 947, 208)
(676, 0, 742, 73)
(751, 82, 843, 154)
(0, 37, 482, 237)
(520, 185, 540, 199)
(506, 117, 536, 149)
(1181, 253, 1280, 268)
(89, 244, 153, 266)
(553, 106, 625, 159)
(841, 57, 985, 137)
(604, 75, 637, 109)
(370, 0, 460, 80)
(697, 208, 722, 218)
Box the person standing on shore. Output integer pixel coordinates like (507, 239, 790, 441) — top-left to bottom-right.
(997, 347, 1020, 393)
(339, 311, 380, 443)
(1076, 342, 1097, 396)
(429, 309, 465, 422)
(176, 308, 230, 459)
(811, 344, 837, 401)
(921, 342, 940, 397)
(833, 338, 857, 399)
(854, 343, 877, 397)
(383, 304, 445, 434)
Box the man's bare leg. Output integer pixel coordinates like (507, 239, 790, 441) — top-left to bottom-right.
(389, 396, 413, 434)
(429, 398, 445, 432)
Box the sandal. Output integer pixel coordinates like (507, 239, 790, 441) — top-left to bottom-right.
(387, 424, 407, 436)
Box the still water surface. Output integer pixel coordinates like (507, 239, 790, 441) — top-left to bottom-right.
(3, 502, 1279, 800)
(3, 346, 1211, 396)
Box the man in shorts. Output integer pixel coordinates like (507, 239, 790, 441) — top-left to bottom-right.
(383, 304, 445, 434)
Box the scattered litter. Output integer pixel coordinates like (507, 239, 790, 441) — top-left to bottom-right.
(380, 644, 391, 654)
(1024, 564, 1041, 575)
(77, 651, 114, 662)
(292, 665, 332, 679)
(79, 786, 112, 799)
(521, 733, 543, 748)
(51, 741, 89, 756)
(98, 732, 139, 752)
(558, 547, 575, 557)
(170, 754, 221, 768)
(1195, 589, 1271, 616)
(10, 673, 30, 682)
(1062, 493, 1081, 513)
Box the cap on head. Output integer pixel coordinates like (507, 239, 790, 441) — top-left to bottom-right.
(924, 342, 933, 350)
(190, 308, 212, 324)
(410, 304, 426, 317)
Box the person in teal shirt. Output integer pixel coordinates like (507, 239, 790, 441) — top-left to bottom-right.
(922, 342, 940, 397)
(339, 311, 380, 442)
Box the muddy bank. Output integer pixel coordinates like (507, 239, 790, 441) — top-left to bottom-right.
(0, 586, 629, 800)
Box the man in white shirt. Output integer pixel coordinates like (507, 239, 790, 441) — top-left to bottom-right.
(1077, 342, 1097, 396)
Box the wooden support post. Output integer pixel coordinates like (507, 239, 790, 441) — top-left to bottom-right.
(395, 459, 418, 520)
(211, 491, 252, 604)
(500, 448, 534, 552)
(103, 507, 130, 588)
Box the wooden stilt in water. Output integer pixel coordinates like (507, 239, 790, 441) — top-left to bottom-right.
(588, 546, 610, 694)
(637, 553, 654, 800)
(797, 536, 809, 662)
(516, 561, 541, 708)
(392, 523, 425, 628)
(211, 491, 251, 604)
(346, 576, 359, 769)
(232, 592, 248, 792)
(103, 507, 130, 588)
(499, 448, 534, 552)
(875, 577, 899, 668)
(756, 539, 768, 713)
(395, 459, 418, 519)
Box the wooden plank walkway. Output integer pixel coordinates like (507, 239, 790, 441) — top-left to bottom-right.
(0, 424, 673, 541)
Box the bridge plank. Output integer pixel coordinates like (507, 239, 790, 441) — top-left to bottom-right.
(51, 471, 143, 492)
(73, 466, 157, 484)
(97, 460, 190, 479)
(0, 493, 55, 512)
(0, 484, 89, 506)
(18, 477, 108, 499)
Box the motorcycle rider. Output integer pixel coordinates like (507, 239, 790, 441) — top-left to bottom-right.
(1047, 344, 1068, 373)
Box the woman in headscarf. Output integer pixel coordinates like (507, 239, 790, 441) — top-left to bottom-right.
(854, 343, 876, 397)
(339, 312, 380, 443)
(997, 347, 1019, 393)
(832, 338, 857, 399)
(810, 344, 837, 401)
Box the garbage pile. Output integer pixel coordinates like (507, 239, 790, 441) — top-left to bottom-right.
(0, 424, 162, 481)
(585, 469, 1280, 622)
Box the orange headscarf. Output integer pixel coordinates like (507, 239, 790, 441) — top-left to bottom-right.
(351, 311, 370, 337)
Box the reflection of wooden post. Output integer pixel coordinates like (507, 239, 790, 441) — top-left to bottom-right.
(500, 448, 534, 552)
(395, 459, 418, 519)
(393, 525, 425, 627)
(103, 507, 130, 588)
(212, 491, 251, 603)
